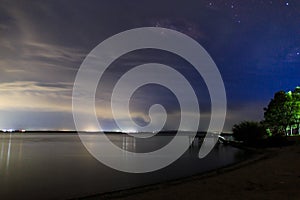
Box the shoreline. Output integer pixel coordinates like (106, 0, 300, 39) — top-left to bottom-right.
(78, 137, 300, 200)
(77, 146, 264, 199)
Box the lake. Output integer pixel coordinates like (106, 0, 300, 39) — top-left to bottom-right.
(0, 133, 248, 199)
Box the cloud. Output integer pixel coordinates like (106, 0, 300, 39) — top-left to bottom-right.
(0, 81, 72, 112)
(0, 81, 72, 92)
(22, 41, 85, 64)
(0, 1, 86, 84)
(0, 39, 85, 72)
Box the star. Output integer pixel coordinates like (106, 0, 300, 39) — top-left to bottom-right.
(297, 52, 300, 55)
(286, 2, 289, 6)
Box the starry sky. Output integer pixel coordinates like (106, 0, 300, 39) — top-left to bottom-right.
(0, 0, 299, 131)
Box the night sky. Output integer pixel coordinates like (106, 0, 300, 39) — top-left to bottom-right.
(0, 0, 299, 131)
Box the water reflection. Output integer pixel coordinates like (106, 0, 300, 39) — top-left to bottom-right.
(108, 133, 196, 153)
(0, 134, 23, 176)
(0, 133, 249, 200)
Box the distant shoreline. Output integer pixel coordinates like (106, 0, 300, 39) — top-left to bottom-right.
(0, 130, 233, 136)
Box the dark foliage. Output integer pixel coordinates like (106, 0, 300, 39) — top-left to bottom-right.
(232, 121, 267, 144)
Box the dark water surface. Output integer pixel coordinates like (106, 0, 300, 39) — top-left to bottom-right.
(0, 133, 247, 199)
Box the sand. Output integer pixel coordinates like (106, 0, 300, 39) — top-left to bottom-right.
(88, 137, 300, 200)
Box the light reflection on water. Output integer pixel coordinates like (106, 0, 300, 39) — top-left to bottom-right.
(0, 133, 248, 199)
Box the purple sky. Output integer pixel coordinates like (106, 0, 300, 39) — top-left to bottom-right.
(0, 0, 299, 131)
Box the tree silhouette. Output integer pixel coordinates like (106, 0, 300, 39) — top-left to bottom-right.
(232, 121, 266, 144)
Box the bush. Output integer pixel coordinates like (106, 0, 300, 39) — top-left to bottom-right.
(232, 121, 267, 144)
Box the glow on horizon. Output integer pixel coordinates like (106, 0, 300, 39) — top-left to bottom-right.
(84, 129, 100, 132)
(121, 128, 138, 133)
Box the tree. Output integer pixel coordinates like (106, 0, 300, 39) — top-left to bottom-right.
(264, 91, 290, 136)
(292, 87, 300, 134)
(232, 121, 267, 144)
(263, 87, 300, 136)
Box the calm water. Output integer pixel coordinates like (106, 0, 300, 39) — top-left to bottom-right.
(0, 133, 247, 199)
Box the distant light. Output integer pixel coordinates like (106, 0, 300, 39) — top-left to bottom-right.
(59, 129, 71, 131)
(124, 129, 138, 133)
(85, 129, 98, 132)
(84, 125, 99, 132)
(21, 129, 26, 133)
(286, 2, 289, 6)
(297, 52, 300, 55)
(4, 129, 14, 133)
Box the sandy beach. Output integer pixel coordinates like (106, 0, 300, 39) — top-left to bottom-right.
(87, 137, 300, 200)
